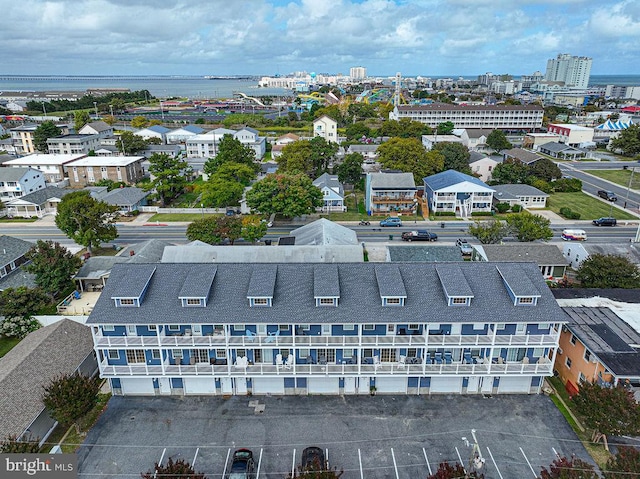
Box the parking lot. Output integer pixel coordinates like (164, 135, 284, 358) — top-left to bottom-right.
(77, 394, 596, 478)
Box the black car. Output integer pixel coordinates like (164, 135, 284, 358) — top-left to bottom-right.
(227, 449, 255, 479)
(597, 190, 618, 202)
(592, 217, 617, 226)
(301, 447, 326, 472)
(401, 230, 438, 241)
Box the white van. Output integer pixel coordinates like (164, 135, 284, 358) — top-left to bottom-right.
(561, 229, 587, 241)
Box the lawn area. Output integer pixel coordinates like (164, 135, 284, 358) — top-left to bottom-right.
(147, 213, 221, 222)
(0, 217, 38, 223)
(584, 169, 640, 190)
(0, 336, 21, 358)
(547, 192, 638, 220)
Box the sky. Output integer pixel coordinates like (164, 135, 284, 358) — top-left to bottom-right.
(3, 0, 640, 77)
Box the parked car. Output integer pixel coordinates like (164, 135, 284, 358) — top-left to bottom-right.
(227, 449, 255, 479)
(301, 447, 326, 473)
(401, 230, 438, 241)
(597, 190, 618, 202)
(380, 217, 402, 227)
(592, 217, 617, 226)
(455, 238, 473, 255)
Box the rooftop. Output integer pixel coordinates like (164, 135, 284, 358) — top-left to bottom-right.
(65, 156, 144, 167)
(3, 154, 86, 165)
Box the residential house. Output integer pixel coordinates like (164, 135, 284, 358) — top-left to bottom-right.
(492, 184, 549, 209)
(346, 144, 379, 164)
(185, 128, 241, 158)
(134, 125, 171, 143)
(463, 129, 494, 152)
(562, 243, 640, 270)
(547, 124, 594, 147)
(87, 261, 564, 396)
(522, 133, 562, 150)
(538, 142, 587, 160)
(4, 186, 70, 218)
(313, 115, 338, 143)
(78, 121, 114, 139)
(46, 134, 101, 155)
(89, 186, 149, 214)
(0, 138, 17, 155)
(0, 319, 97, 446)
(290, 218, 359, 246)
(468, 151, 499, 182)
(421, 135, 464, 151)
(271, 133, 300, 159)
(471, 244, 568, 280)
(313, 173, 346, 212)
(0, 167, 46, 200)
(234, 127, 266, 159)
(0, 235, 33, 284)
(64, 156, 145, 187)
(142, 144, 183, 159)
(423, 170, 494, 217)
(165, 125, 205, 144)
(365, 172, 417, 215)
(2, 153, 86, 183)
(556, 306, 640, 396)
(502, 148, 545, 165)
(390, 103, 544, 131)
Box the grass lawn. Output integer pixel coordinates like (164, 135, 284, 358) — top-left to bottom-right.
(148, 213, 221, 222)
(0, 217, 38, 223)
(0, 336, 21, 358)
(547, 192, 638, 220)
(584, 169, 640, 190)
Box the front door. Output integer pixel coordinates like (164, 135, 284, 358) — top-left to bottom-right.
(221, 377, 233, 394)
(235, 378, 248, 395)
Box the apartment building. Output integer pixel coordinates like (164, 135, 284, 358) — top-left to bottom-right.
(0, 167, 46, 199)
(9, 123, 72, 155)
(186, 128, 266, 159)
(64, 156, 145, 187)
(47, 134, 101, 155)
(313, 115, 339, 143)
(545, 54, 592, 89)
(365, 172, 417, 215)
(2, 154, 85, 183)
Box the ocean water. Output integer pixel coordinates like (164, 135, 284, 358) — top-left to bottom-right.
(0, 74, 638, 99)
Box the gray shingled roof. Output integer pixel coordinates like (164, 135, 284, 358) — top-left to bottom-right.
(0, 268, 37, 292)
(87, 262, 564, 325)
(290, 219, 358, 246)
(496, 264, 540, 297)
(0, 235, 33, 267)
(101, 187, 149, 207)
(563, 307, 640, 377)
(0, 167, 34, 182)
(0, 319, 94, 441)
(493, 184, 549, 198)
(313, 173, 344, 196)
(7, 186, 70, 206)
(503, 148, 544, 164)
(314, 264, 340, 297)
(475, 244, 568, 266)
(179, 265, 217, 299)
(436, 264, 474, 297)
(387, 245, 464, 262)
(109, 264, 156, 299)
(369, 172, 416, 189)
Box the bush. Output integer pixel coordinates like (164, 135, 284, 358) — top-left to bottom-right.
(434, 211, 456, 216)
(0, 317, 40, 338)
(495, 202, 511, 214)
(552, 177, 582, 192)
(470, 211, 491, 216)
(559, 207, 581, 220)
(511, 204, 522, 213)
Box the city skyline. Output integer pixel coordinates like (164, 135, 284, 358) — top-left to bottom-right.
(2, 0, 639, 77)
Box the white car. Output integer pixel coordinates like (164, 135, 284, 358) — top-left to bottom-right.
(456, 238, 473, 255)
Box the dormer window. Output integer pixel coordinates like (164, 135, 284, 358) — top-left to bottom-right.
(517, 297, 536, 305)
(316, 297, 338, 307)
(250, 297, 271, 307)
(383, 297, 404, 306)
(182, 298, 204, 307)
(449, 296, 471, 306)
(117, 298, 136, 307)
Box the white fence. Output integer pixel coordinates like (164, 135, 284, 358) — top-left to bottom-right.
(139, 206, 228, 214)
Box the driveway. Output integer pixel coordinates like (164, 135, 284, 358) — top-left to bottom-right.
(77, 394, 596, 479)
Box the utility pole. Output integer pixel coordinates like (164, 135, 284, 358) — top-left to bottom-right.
(93, 101, 98, 117)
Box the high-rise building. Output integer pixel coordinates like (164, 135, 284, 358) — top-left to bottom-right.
(350, 66, 367, 80)
(544, 54, 592, 89)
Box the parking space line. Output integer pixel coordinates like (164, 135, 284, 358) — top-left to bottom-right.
(325, 448, 329, 469)
(256, 448, 263, 479)
(222, 448, 231, 479)
(358, 449, 364, 479)
(422, 448, 432, 476)
(520, 447, 537, 477)
(153, 448, 166, 479)
(191, 448, 199, 468)
(390, 448, 399, 479)
(291, 448, 296, 478)
(485, 447, 503, 479)
(455, 447, 467, 474)
(552, 447, 560, 458)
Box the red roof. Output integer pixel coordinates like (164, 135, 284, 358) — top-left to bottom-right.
(621, 106, 640, 113)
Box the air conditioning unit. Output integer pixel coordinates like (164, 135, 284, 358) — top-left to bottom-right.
(557, 347, 563, 355)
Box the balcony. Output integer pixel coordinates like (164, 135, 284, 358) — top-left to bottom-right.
(57, 291, 101, 316)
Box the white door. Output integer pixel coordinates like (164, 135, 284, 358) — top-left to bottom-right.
(253, 377, 285, 395)
(235, 378, 248, 395)
(358, 377, 371, 395)
(482, 376, 494, 393)
(192, 324, 202, 336)
(466, 376, 480, 394)
(308, 377, 339, 394)
(184, 377, 216, 394)
(430, 377, 463, 394)
(376, 377, 407, 394)
(321, 324, 331, 336)
(158, 377, 171, 395)
(498, 376, 531, 394)
(221, 377, 233, 394)
(120, 378, 155, 395)
(344, 377, 356, 394)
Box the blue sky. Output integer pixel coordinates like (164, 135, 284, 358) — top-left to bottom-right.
(3, 0, 639, 76)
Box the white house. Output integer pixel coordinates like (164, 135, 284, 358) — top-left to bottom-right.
(78, 121, 114, 140)
(492, 184, 549, 209)
(546, 124, 594, 147)
(421, 134, 464, 151)
(313, 173, 346, 212)
(468, 151, 499, 182)
(313, 115, 338, 143)
(423, 170, 494, 217)
(234, 127, 266, 160)
(134, 125, 171, 143)
(165, 125, 205, 144)
(0, 166, 46, 200)
(562, 243, 640, 270)
(271, 133, 300, 159)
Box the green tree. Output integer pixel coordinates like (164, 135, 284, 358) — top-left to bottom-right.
(141, 458, 207, 479)
(212, 162, 256, 186)
(436, 121, 455, 135)
(377, 137, 444, 184)
(432, 142, 471, 174)
(55, 190, 119, 253)
(314, 105, 344, 126)
(604, 446, 640, 478)
(378, 118, 430, 138)
(246, 173, 323, 217)
(203, 135, 256, 175)
(74, 110, 91, 132)
(468, 219, 508, 244)
(215, 216, 244, 245)
(131, 115, 149, 128)
(610, 123, 640, 157)
(277, 140, 314, 176)
(117, 130, 149, 154)
(147, 153, 191, 207)
(241, 215, 268, 243)
(33, 121, 62, 153)
(529, 158, 562, 182)
(491, 158, 530, 184)
(538, 456, 599, 479)
(0, 435, 40, 453)
(186, 216, 243, 245)
(24, 240, 81, 299)
(576, 254, 640, 288)
(344, 122, 371, 141)
(309, 137, 339, 177)
(486, 130, 512, 152)
(505, 211, 553, 242)
(572, 382, 640, 450)
(42, 372, 101, 433)
(336, 153, 363, 185)
(0, 287, 48, 338)
(200, 176, 244, 208)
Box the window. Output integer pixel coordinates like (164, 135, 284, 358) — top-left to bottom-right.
(103, 325, 115, 332)
(317, 349, 335, 362)
(215, 349, 226, 359)
(518, 297, 534, 304)
(191, 349, 209, 363)
(236, 349, 246, 358)
(126, 350, 145, 363)
(565, 357, 572, 369)
(496, 323, 506, 330)
(343, 324, 355, 331)
(108, 350, 119, 360)
(148, 325, 157, 332)
(584, 350, 591, 362)
(168, 325, 180, 331)
(299, 348, 309, 358)
(387, 324, 395, 333)
(578, 372, 587, 385)
(452, 297, 467, 305)
(300, 324, 310, 331)
(278, 324, 289, 332)
(233, 324, 245, 331)
(363, 324, 375, 331)
(318, 298, 336, 306)
(385, 297, 401, 305)
(280, 348, 289, 358)
(119, 298, 134, 306)
(186, 298, 203, 306)
(151, 350, 161, 360)
(254, 350, 262, 363)
(408, 324, 419, 330)
(533, 348, 544, 357)
(126, 325, 136, 335)
(407, 348, 417, 358)
(380, 349, 396, 362)
(343, 348, 354, 358)
(252, 298, 268, 306)
(172, 349, 183, 359)
(570, 334, 577, 345)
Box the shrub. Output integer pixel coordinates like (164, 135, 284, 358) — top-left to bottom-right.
(511, 204, 522, 213)
(495, 202, 511, 214)
(559, 207, 581, 220)
(552, 178, 582, 192)
(0, 316, 40, 338)
(434, 211, 456, 216)
(471, 211, 491, 216)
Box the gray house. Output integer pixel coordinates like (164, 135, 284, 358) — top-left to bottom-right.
(0, 235, 36, 292)
(472, 244, 569, 280)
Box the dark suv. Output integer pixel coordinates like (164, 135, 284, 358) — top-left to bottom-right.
(592, 217, 617, 226)
(401, 230, 438, 241)
(597, 190, 618, 202)
(227, 449, 255, 479)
